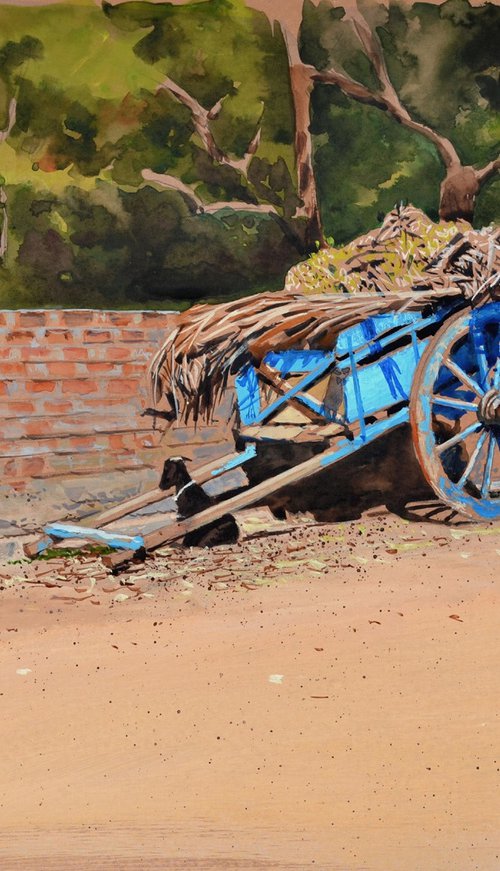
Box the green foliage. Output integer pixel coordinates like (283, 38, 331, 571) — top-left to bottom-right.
(311, 87, 444, 242)
(0, 0, 498, 307)
(302, 0, 500, 243)
(0, 181, 301, 308)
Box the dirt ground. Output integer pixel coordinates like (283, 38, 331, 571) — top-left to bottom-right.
(0, 505, 499, 871)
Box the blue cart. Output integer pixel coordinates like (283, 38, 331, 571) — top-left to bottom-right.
(234, 299, 500, 521)
(33, 296, 500, 567)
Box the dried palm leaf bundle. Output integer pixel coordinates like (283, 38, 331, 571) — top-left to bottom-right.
(150, 205, 499, 426)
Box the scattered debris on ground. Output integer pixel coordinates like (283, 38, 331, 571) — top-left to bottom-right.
(3, 506, 499, 609)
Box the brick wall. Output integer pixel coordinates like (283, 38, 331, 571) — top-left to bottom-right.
(0, 309, 179, 486)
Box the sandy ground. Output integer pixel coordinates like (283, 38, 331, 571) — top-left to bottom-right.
(0, 506, 499, 871)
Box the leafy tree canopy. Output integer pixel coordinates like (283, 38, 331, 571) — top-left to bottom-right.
(0, 0, 498, 308)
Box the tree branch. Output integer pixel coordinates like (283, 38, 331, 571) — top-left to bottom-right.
(203, 200, 278, 215)
(141, 169, 280, 217)
(313, 2, 461, 171)
(156, 77, 261, 178)
(157, 77, 225, 163)
(0, 97, 17, 143)
(312, 67, 386, 109)
(313, 64, 460, 170)
(141, 169, 204, 211)
(476, 155, 500, 186)
(343, 4, 402, 107)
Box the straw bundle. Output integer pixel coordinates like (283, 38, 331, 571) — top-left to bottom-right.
(150, 206, 499, 426)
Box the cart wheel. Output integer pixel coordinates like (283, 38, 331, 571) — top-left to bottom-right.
(410, 302, 500, 520)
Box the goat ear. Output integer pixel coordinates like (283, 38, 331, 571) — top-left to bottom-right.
(181, 455, 191, 463)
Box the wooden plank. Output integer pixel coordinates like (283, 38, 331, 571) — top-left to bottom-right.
(43, 523, 145, 552)
(24, 446, 256, 558)
(103, 408, 408, 569)
(239, 423, 344, 443)
(251, 353, 336, 425)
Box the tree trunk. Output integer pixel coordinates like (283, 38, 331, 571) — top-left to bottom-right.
(281, 24, 325, 250)
(288, 63, 325, 249)
(439, 165, 480, 223)
(0, 186, 7, 261)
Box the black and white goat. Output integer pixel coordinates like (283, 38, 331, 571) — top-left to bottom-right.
(159, 457, 239, 548)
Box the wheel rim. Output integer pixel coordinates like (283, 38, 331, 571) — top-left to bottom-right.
(410, 302, 500, 520)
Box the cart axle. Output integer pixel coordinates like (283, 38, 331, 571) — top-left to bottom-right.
(478, 388, 500, 425)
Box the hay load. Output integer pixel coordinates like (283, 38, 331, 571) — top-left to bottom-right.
(149, 205, 499, 426)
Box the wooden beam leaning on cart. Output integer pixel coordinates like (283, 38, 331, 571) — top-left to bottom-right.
(102, 408, 408, 570)
(23, 445, 257, 558)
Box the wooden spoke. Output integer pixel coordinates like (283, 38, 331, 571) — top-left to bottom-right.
(431, 395, 478, 412)
(456, 429, 487, 488)
(443, 357, 485, 398)
(435, 420, 483, 455)
(473, 341, 490, 388)
(481, 432, 496, 498)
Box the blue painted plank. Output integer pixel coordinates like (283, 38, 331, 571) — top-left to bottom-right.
(344, 341, 423, 422)
(31, 535, 57, 556)
(319, 407, 409, 468)
(336, 311, 420, 355)
(337, 304, 460, 367)
(264, 350, 328, 375)
(260, 306, 459, 378)
(347, 333, 366, 438)
(235, 363, 261, 425)
(44, 523, 145, 552)
(210, 443, 257, 475)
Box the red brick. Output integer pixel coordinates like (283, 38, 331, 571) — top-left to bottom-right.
(2, 400, 36, 416)
(102, 378, 138, 396)
(42, 400, 74, 414)
(0, 312, 8, 326)
(8, 329, 36, 342)
(1, 361, 29, 377)
(85, 361, 119, 374)
(5, 456, 46, 479)
(61, 379, 99, 395)
(62, 347, 89, 361)
(0, 346, 17, 360)
(17, 311, 46, 327)
(23, 420, 49, 438)
(44, 329, 72, 344)
(17, 346, 60, 362)
(82, 400, 141, 419)
(25, 380, 56, 394)
(108, 312, 140, 327)
(68, 435, 97, 451)
(61, 310, 96, 326)
(121, 362, 147, 377)
(46, 361, 78, 379)
(107, 433, 127, 451)
(102, 346, 136, 362)
(120, 329, 146, 343)
(45, 311, 64, 326)
(83, 329, 112, 343)
(141, 311, 171, 324)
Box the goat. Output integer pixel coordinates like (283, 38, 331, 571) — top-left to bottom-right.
(159, 457, 239, 548)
